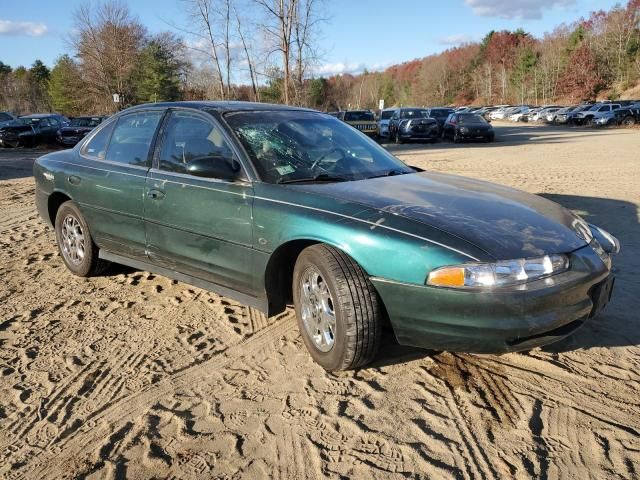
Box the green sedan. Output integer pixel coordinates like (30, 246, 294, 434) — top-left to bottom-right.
(34, 101, 620, 371)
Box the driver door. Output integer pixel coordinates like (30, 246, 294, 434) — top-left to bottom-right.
(143, 108, 257, 295)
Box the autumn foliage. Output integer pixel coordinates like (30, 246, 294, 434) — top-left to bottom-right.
(317, 0, 640, 110)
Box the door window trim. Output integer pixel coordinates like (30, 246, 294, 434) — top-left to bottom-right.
(152, 107, 251, 183)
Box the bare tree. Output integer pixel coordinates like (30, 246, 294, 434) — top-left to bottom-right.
(235, 8, 260, 101)
(254, 0, 298, 104)
(182, 0, 227, 98)
(70, 1, 146, 111)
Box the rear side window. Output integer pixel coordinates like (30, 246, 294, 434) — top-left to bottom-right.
(104, 111, 163, 167)
(0, 113, 11, 121)
(82, 120, 116, 160)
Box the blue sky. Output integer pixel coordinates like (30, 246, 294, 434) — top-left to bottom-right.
(0, 0, 622, 75)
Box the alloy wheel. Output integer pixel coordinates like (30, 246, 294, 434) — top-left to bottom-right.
(60, 215, 86, 265)
(299, 266, 336, 352)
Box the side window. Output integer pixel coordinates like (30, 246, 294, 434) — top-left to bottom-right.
(82, 120, 116, 160)
(158, 110, 239, 179)
(599, 106, 609, 112)
(105, 111, 163, 167)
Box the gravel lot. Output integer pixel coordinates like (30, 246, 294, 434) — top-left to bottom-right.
(1, 124, 639, 479)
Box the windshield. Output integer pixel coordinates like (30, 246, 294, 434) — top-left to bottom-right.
(400, 109, 428, 119)
(380, 110, 394, 120)
(343, 111, 374, 122)
(430, 109, 453, 118)
(20, 117, 41, 125)
(70, 117, 102, 127)
(458, 114, 488, 125)
(225, 111, 414, 184)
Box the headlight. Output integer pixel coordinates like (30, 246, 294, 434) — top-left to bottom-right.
(427, 254, 570, 289)
(459, 126, 469, 133)
(589, 224, 620, 254)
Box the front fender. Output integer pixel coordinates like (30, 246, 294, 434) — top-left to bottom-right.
(253, 183, 477, 286)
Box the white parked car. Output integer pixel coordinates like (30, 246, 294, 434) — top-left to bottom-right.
(377, 108, 395, 138)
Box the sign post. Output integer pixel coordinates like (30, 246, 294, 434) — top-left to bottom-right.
(378, 99, 385, 110)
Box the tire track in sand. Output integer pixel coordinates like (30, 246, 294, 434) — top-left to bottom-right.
(19, 314, 296, 480)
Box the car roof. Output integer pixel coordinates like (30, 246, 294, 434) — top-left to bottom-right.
(123, 100, 316, 114)
(20, 113, 61, 118)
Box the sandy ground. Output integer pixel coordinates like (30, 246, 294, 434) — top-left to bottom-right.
(0, 123, 639, 479)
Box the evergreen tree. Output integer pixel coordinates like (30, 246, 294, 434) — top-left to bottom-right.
(133, 41, 182, 103)
(48, 55, 85, 116)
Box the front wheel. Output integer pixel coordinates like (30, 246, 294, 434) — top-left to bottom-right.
(293, 244, 383, 371)
(55, 201, 108, 277)
(623, 116, 636, 126)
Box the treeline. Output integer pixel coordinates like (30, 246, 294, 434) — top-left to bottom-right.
(0, 0, 638, 116)
(0, 0, 324, 116)
(315, 0, 640, 110)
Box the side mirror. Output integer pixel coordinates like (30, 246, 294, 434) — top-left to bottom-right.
(186, 156, 242, 181)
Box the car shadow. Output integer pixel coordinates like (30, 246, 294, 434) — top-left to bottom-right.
(367, 193, 639, 368)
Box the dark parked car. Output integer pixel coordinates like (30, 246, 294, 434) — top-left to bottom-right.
(17, 114, 69, 146)
(34, 101, 619, 371)
(425, 107, 455, 131)
(0, 121, 36, 148)
(442, 112, 495, 142)
(57, 116, 106, 147)
(388, 107, 440, 143)
(0, 111, 17, 127)
(336, 110, 378, 136)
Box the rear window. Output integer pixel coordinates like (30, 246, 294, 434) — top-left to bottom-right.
(344, 111, 374, 122)
(458, 114, 487, 125)
(400, 109, 428, 119)
(70, 117, 102, 127)
(430, 109, 453, 118)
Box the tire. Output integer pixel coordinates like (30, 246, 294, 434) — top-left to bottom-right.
(55, 201, 108, 277)
(623, 116, 635, 126)
(292, 244, 383, 371)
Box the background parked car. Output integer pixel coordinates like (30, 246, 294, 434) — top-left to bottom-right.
(377, 108, 395, 138)
(57, 116, 106, 147)
(508, 106, 531, 122)
(18, 114, 70, 146)
(0, 111, 17, 127)
(572, 103, 621, 125)
(425, 107, 455, 132)
(595, 106, 640, 127)
(388, 107, 440, 143)
(336, 110, 378, 136)
(0, 121, 35, 148)
(442, 112, 495, 143)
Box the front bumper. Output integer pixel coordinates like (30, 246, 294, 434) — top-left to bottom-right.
(372, 245, 612, 353)
(57, 135, 81, 145)
(399, 128, 439, 141)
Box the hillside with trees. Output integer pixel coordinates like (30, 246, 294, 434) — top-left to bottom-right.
(0, 0, 638, 115)
(319, 0, 640, 110)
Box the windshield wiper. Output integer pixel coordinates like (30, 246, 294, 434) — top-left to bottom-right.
(277, 173, 349, 184)
(367, 168, 412, 179)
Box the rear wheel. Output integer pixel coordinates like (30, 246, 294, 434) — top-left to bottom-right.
(623, 116, 636, 126)
(293, 244, 383, 371)
(55, 201, 108, 277)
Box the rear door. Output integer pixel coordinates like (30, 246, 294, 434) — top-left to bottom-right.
(70, 109, 165, 259)
(143, 108, 257, 294)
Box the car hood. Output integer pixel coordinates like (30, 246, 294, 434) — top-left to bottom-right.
(296, 172, 587, 260)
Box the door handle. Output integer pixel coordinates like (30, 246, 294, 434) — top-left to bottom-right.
(147, 189, 165, 200)
(67, 175, 81, 185)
